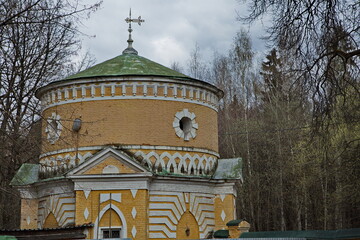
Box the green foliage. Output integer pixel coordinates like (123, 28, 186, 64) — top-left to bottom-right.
(215, 38, 359, 230)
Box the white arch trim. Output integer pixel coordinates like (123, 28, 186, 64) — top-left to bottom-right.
(93, 203, 127, 238)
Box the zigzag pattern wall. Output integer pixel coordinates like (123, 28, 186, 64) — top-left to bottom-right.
(148, 191, 215, 239)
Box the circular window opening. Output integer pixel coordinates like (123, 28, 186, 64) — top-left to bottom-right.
(179, 117, 192, 133)
(173, 109, 198, 141)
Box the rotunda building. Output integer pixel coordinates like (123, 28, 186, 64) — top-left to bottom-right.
(36, 52, 221, 178)
(12, 25, 242, 240)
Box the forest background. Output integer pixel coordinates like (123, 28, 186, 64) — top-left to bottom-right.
(0, 0, 359, 232)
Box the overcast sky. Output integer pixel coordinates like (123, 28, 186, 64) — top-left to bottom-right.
(79, 0, 270, 70)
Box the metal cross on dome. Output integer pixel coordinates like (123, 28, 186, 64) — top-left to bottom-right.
(122, 9, 145, 55)
(125, 9, 145, 26)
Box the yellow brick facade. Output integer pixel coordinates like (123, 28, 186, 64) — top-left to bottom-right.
(41, 99, 219, 155)
(83, 155, 137, 174)
(20, 199, 38, 229)
(75, 189, 148, 239)
(15, 54, 241, 240)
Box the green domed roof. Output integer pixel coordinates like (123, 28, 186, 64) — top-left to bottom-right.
(66, 53, 190, 80)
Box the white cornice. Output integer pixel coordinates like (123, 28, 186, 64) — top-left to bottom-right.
(36, 76, 223, 99)
(39, 145, 220, 159)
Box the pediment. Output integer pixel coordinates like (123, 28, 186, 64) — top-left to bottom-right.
(66, 147, 149, 176)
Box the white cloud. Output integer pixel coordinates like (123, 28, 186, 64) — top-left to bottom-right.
(150, 36, 188, 67)
(78, 0, 268, 69)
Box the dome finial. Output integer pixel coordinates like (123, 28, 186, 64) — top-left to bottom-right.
(122, 9, 145, 55)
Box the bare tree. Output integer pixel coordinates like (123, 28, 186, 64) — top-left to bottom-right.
(170, 61, 183, 73)
(239, 0, 360, 124)
(0, 0, 101, 228)
(187, 42, 210, 81)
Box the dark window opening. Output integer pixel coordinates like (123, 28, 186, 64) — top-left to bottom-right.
(181, 165, 186, 173)
(102, 229, 121, 238)
(179, 117, 192, 133)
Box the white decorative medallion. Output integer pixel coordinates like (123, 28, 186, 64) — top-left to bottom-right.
(131, 207, 137, 219)
(45, 112, 62, 144)
(84, 208, 89, 220)
(221, 210, 226, 221)
(173, 109, 198, 141)
(132, 226, 137, 237)
(102, 165, 119, 174)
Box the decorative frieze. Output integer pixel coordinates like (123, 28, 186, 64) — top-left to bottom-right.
(39, 152, 93, 174)
(134, 151, 217, 176)
(40, 80, 220, 111)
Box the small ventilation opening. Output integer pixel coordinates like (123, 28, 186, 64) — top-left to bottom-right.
(179, 117, 192, 134)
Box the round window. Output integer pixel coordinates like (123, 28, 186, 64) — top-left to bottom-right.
(179, 117, 192, 133)
(173, 109, 198, 141)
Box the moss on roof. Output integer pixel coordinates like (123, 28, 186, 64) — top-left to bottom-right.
(10, 163, 39, 186)
(65, 53, 191, 80)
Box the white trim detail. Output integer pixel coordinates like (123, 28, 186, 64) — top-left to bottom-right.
(100, 193, 121, 203)
(45, 113, 62, 144)
(93, 204, 127, 239)
(83, 190, 91, 199)
(221, 210, 226, 221)
(173, 109, 198, 141)
(220, 194, 226, 202)
(189, 193, 215, 238)
(148, 191, 215, 239)
(40, 80, 220, 112)
(38, 193, 75, 228)
(132, 226, 137, 238)
(131, 207, 137, 219)
(134, 151, 217, 176)
(130, 189, 138, 199)
(39, 152, 93, 174)
(84, 207, 89, 220)
(39, 145, 220, 159)
(66, 148, 148, 176)
(148, 192, 186, 238)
